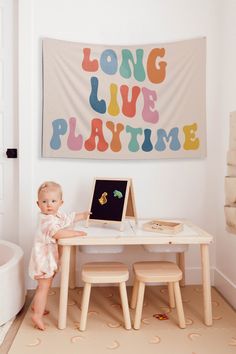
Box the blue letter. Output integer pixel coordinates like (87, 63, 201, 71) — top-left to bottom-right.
(89, 77, 106, 114)
(142, 128, 153, 152)
(155, 127, 181, 151)
(100, 49, 118, 75)
(50, 119, 67, 150)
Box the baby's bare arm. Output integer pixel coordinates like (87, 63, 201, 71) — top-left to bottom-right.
(53, 229, 87, 240)
(73, 211, 90, 222)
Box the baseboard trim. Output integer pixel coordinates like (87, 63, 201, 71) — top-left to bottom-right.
(214, 268, 236, 309)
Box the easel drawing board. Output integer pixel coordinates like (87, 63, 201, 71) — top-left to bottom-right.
(86, 178, 137, 230)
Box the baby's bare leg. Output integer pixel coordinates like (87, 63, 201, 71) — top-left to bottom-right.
(31, 306, 50, 315)
(31, 277, 53, 330)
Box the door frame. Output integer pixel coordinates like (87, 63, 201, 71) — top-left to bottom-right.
(18, 0, 34, 255)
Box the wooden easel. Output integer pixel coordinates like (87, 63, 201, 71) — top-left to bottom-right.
(86, 177, 137, 231)
(125, 179, 137, 224)
(119, 178, 137, 230)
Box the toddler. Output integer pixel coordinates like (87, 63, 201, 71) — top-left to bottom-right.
(29, 181, 89, 330)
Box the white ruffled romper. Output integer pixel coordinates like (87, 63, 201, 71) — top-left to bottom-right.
(29, 211, 75, 280)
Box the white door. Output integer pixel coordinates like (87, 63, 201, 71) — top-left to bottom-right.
(0, 0, 18, 242)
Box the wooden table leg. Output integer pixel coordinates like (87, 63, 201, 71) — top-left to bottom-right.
(69, 246, 76, 289)
(200, 244, 212, 326)
(58, 245, 71, 329)
(176, 252, 185, 287)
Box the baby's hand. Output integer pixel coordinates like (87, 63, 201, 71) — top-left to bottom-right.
(82, 211, 91, 220)
(77, 230, 87, 236)
(75, 211, 91, 222)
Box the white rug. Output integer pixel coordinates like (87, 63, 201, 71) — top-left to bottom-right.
(0, 317, 15, 346)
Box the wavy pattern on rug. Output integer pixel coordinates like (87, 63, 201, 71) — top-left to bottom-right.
(8, 286, 236, 354)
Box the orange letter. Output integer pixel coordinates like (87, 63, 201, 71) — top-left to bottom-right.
(147, 48, 167, 84)
(84, 118, 108, 151)
(106, 121, 124, 152)
(120, 85, 140, 118)
(82, 48, 98, 72)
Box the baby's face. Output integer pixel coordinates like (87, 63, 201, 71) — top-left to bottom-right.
(37, 189, 63, 215)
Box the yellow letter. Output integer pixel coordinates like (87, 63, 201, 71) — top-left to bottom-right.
(108, 84, 120, 116)
(183, 123, 199, 150)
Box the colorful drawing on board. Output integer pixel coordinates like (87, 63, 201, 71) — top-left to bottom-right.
(113, 190, 123, 199)
(98, 192, 108, 205)
(89, 179, 130, 223)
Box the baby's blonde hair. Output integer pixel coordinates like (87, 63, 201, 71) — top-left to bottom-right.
(38, 181, 63, 199)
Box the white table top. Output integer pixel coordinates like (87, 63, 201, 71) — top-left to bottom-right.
(58, 219, 213, 246)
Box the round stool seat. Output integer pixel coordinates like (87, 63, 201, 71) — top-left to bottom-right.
(133, 261, 182, 283)
(82, 262, 129, 283)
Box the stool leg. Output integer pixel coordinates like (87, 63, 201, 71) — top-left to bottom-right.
(177, 253, 185, 287)
(133, 281, 145, 330)
(130, 278, 138, 309)
(119, 282, 131, 330)
(80, 283, 92, 331)
(173, 281, 186, 329)
(168, 282, 175, 308)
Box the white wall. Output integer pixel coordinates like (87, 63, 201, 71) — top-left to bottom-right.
(18, 0, 228, 292)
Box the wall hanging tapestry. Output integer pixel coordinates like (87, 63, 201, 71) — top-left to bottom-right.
(42, 37, 206, 159)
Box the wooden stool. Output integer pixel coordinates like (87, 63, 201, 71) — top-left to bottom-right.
(79, 262, 131, 331)
(130, 261, 186, 329)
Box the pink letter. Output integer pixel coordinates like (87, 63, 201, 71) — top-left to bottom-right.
(142, 87, 159, 123)
(67, 117, 83, 150)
